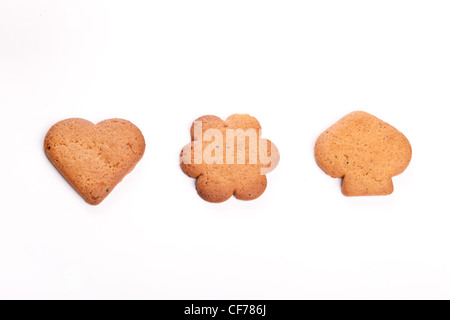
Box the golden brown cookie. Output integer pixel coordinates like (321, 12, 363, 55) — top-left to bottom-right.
(44, 118, 145, 205)
(315, 111, 412, 196)
(180, 114, 280, 203)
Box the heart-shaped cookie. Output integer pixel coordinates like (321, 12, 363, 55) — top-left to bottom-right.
(44, 118, 145, 205)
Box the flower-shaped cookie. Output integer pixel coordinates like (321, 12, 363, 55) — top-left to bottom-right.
(180, 114, 280, 203)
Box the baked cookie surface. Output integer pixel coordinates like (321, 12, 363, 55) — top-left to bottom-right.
(315, 111, 412, 196)
(180, 114, 280, 203)
(44, 118, 145, 205)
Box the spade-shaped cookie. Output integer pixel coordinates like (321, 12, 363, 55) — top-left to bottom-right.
(315, 111, 412, 196)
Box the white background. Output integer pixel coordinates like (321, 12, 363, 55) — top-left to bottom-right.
(0, 0, 449, 300)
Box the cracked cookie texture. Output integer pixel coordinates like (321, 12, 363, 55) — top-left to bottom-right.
(315, 111, 412, 196)
(44, 118, 145, 205)
(180, 114, 280, 203)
